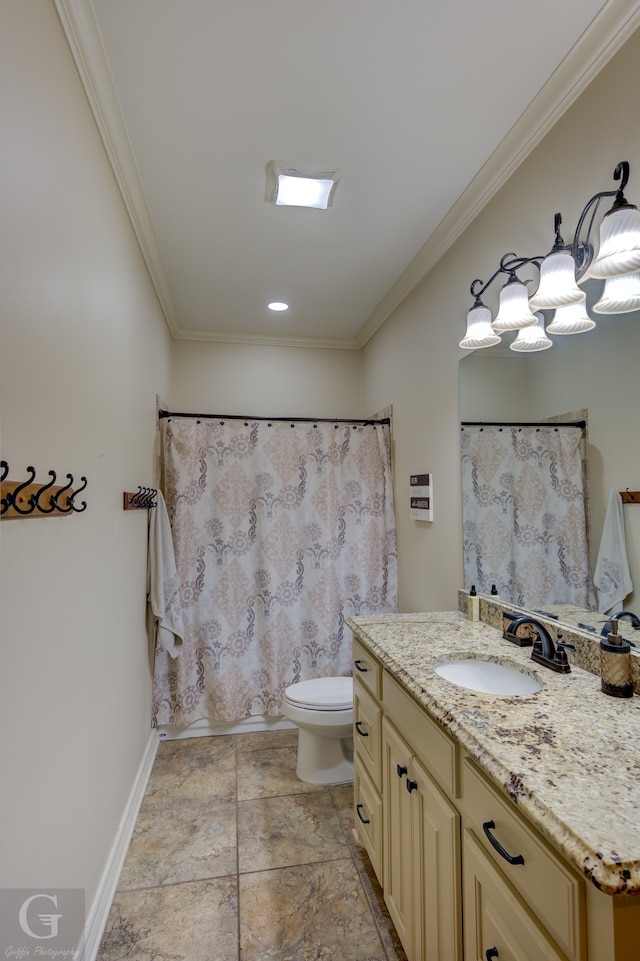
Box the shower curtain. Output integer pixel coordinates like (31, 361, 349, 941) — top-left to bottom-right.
(153, 416, 397, 726)
(461, 424, 595, 609)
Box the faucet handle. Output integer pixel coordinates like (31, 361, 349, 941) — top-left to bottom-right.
(556, 634, 576, 653)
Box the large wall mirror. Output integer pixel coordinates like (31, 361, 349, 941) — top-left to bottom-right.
(459, 284, 640, 638)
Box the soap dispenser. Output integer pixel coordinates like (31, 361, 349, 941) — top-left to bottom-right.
(469, 585, 480, 621)
(600, 618, 633, 698)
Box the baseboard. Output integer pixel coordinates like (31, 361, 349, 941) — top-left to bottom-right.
(158, 714, 296, 740)
(80, 728, 160, 961)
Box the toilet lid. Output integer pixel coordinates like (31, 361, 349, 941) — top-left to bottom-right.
(285, 676, 353, 710)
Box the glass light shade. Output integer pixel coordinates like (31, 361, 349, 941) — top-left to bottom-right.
(588, 206, 640, 279)
(546, 302, 595, 334)
(492, 278, 538, 331)
(529, 250, 585, 310)
(459, 305, 501, 349)
(592, 271, 640, 314)
(510, 313, 552, 352)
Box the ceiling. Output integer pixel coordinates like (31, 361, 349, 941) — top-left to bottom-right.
(56, 0, 639, 349)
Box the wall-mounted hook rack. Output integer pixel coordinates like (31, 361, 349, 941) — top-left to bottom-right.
(123, 486, 158, 511)
(1, 461, 88, 519)
(620, 490, 640, 504)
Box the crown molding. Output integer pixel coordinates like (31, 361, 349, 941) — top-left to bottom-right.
(54, 0, 181, 337)
(356, 0, 640, 349)
(174, 327, 360, 350)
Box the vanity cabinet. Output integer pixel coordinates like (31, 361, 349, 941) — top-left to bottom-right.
(352, 642, 595, 961)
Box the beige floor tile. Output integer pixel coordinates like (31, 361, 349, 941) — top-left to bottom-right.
(239, 859, 387, 961)
(118, 800, 237, 889)
(156, 732, 236, 760)
(237, 745, 318, 800)
(97, 877, 238, 961)
(236, 728, 298, 754)
(350, 841, 409, 961)
(330, 782, 354, 832)
(238, 791, 348, 873)
(141, 745, 236, 811)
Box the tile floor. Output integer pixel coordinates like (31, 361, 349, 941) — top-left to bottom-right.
(97, 729, 407, 961)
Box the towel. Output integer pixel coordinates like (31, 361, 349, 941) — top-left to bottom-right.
(147, 491, 185, 657)
(593, 488, 633, 614)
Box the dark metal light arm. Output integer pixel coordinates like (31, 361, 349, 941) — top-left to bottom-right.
(467, 161, 633, 302)
(469, 251, 545, 305)
(570, 160, 631, 277)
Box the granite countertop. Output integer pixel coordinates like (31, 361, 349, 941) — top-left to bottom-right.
(347, 610, 640, 897)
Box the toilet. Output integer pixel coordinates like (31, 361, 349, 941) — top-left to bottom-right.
(283, 676, 354, 784)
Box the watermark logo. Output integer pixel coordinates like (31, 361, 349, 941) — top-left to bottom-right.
(1, 889, 84, 960)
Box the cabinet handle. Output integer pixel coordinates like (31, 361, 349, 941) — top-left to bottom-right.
(486, 949, 499, 960)
(354, 659, 368, 672)
(406, 778, 418, 793)
(356, 803, 371, 825)
(482, 820, 525, 866)
(355, 721, 369, 737)
(396, 764, 407, 778)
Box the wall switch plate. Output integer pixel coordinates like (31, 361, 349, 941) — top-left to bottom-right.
(410, 473, 432, 521)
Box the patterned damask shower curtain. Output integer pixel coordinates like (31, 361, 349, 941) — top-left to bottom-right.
(153, 416, 397, 726)
(461, 425, 595, 609)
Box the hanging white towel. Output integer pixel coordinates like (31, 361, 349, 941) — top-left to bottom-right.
(593, 488, 633, 614)
(147, 491, 185, 657)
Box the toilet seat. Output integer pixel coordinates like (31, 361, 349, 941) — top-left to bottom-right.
(285, 676, 353, 711)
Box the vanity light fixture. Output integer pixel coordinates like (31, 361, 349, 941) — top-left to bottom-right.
(460, 161, 640, 350)
(266, 161, 340, 210)
(510, 313, 553, 352)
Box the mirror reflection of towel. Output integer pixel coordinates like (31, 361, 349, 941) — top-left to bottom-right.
(593, 488, 633, 614)
(147, 491, 185, 657)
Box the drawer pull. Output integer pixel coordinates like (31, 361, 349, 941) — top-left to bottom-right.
(354, 659, 368, 673)
(406, 778, 418, 793)
(482, 820, 525, 866)
(356, 803, 371, 825)
(396, 764, 407, 778)
(486, 949, 499, 961)
(355, 721, 369, 737)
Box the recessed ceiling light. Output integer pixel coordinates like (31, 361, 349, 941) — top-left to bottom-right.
(266, 161, 340, 210)
(267, 301, 289, 311)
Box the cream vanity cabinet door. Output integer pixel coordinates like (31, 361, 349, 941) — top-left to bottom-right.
(353, 680, 383, 881)
(463, 831, 568, 961)
(382, 715, 462, 961)
(352, 637, 383, 883)
(460, 756, 586, 961)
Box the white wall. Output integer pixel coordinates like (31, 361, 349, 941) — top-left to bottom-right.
(170, 340, 364, 417)
(363, 23, 640, 613)
(0, 0, 171, 923)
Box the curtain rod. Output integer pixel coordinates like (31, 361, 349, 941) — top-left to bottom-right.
(159, 410, 390, 426)
(461, 420, 586, 429)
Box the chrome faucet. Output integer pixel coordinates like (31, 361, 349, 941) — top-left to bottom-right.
(505, 615, 574, 673)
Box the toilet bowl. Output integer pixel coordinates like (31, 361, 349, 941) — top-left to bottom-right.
(283, 676, 354, 784)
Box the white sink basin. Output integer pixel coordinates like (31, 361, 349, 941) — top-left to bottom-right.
(434, 659, 542, 695)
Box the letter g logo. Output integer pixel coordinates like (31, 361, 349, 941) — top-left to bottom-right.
(18, 893, 63, 939)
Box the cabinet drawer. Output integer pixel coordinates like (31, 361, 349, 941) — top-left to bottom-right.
(461, 756, 586, 961)
(463, 829, 568, 961)
(352, 636, 381, 699)
(353, 680, 382, 789)
(354, 761, 383, 884)
(383, 671, 458, 797)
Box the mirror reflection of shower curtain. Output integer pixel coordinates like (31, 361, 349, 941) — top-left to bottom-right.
(153, 416, 397, 726)
(461, 424, 595, 609)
